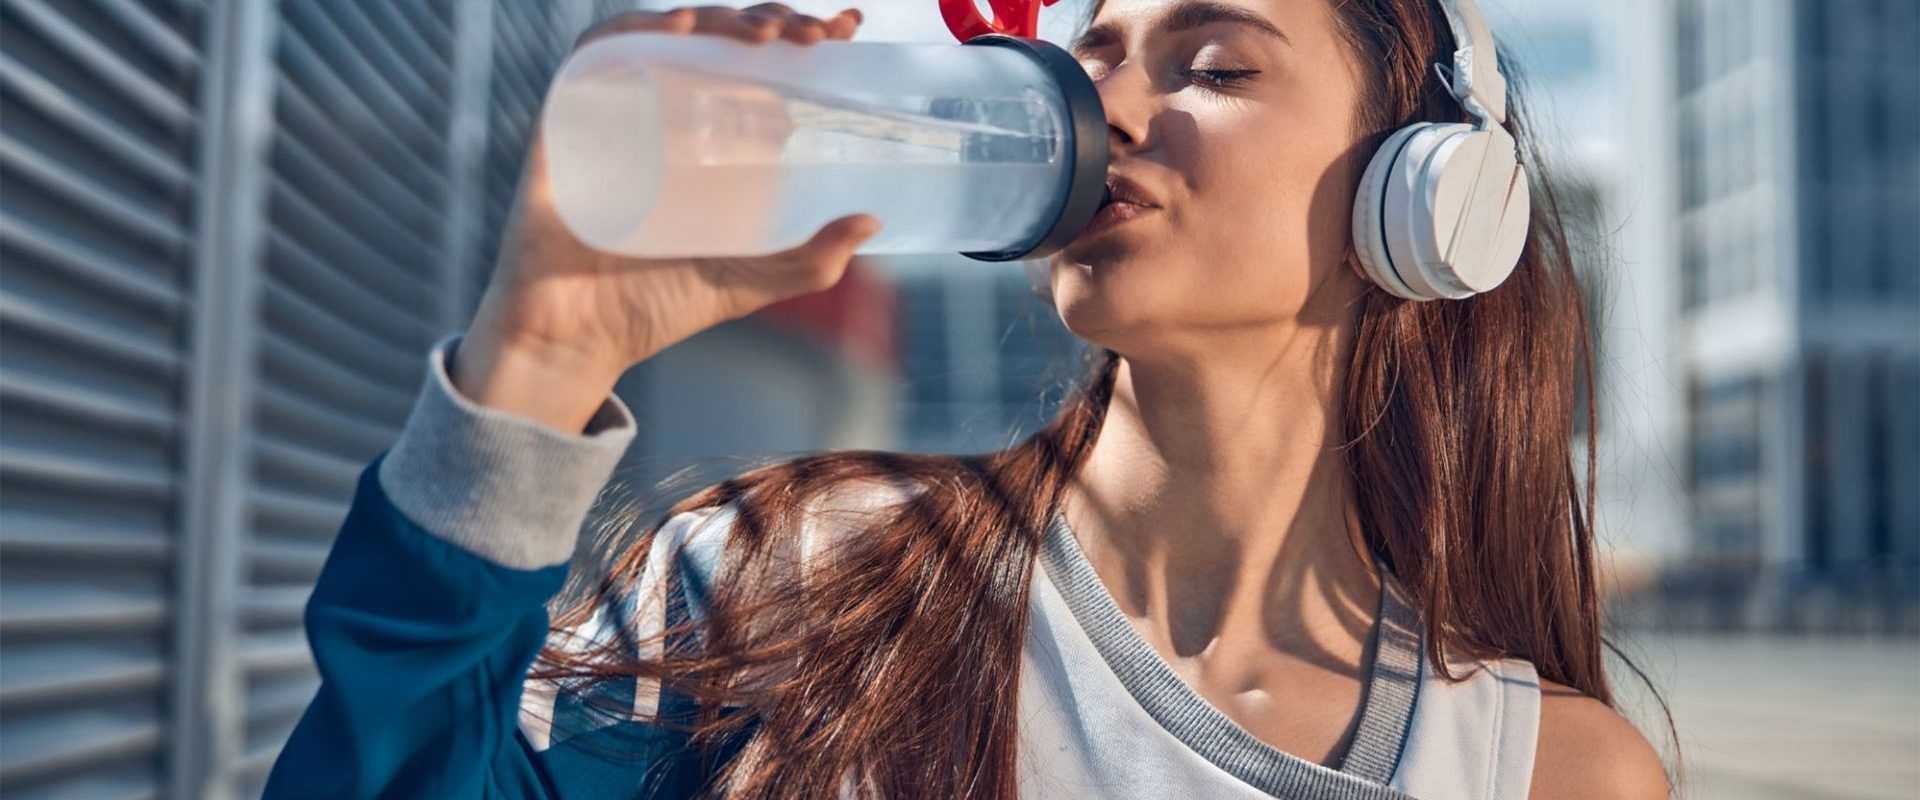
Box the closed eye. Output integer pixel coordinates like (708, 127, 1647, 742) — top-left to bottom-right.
(1184, 68, 1260, 89)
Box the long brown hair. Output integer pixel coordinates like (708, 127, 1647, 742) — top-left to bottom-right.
(538, 1, 1655, 796)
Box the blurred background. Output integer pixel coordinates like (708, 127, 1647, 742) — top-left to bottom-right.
(0, 0, 1913, 798)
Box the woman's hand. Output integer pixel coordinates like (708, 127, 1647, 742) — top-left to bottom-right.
(455, 4, 873, 432)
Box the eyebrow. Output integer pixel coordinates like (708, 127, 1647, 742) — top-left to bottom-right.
(1069, 1, 1291, 54)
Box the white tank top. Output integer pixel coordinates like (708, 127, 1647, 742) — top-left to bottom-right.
(525, 497, 1541, 799)
(1024, 510, 1541, 799)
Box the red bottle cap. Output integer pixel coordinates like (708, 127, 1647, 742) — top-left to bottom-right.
(940, 0, 1067, 41)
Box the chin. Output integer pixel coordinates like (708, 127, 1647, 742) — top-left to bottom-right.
(1059, 230, 1140, 272)
(1048, 267, 1160, 351)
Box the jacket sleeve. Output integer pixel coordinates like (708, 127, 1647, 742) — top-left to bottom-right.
(261, 337, 722, 799)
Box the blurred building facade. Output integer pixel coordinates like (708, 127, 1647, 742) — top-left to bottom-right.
(887, 257, 1085, 456)
(1668, 0, 1920, 630)
(0, 2, 663, 798)
(1483, 0, 1694, 599)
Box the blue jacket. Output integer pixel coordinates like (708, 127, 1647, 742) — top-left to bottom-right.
(262, 459, 715, 799)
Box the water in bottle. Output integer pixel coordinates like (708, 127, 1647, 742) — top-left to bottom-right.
(538, 31, 1107, 261)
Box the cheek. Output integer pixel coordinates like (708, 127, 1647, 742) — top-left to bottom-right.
(1174, 107, 1341, 299)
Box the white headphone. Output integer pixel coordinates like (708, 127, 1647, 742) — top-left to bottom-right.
(1351, 0, 1531, 301)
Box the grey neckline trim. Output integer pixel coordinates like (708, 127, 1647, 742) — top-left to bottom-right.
(1038, 512, 1422, 800)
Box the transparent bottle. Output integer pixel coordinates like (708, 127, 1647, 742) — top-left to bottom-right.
(538, 31, 1106, 261)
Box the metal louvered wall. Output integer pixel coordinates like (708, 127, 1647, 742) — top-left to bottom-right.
(0, 1, 615, 797)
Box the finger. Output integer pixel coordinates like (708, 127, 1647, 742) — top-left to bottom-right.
(779, 13, 830, 44)
(694, 5, 782, 42)
(741, 2, 797, 17)
(573, 8, 695, 48)
(824, 8, 863, 40)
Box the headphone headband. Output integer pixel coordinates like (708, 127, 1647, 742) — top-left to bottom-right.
(1436, 0, 1507, 124)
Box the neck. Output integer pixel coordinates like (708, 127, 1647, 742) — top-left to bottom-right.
(1062, 322, 1380, 661)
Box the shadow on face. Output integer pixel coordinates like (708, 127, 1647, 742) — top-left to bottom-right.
(1043, 0, 1378, 359)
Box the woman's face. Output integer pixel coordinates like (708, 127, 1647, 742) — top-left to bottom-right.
(1048, 0, 1373, 352)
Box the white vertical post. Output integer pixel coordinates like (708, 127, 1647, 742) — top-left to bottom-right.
(440, 0, 499, 329)
(171, 0, 280, 797)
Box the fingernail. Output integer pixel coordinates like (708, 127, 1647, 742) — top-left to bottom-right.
(842, 8, 863, 24)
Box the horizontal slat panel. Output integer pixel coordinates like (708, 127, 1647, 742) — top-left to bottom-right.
(0, 211, 185, 311)
(0, 520, 170, 564)
(0, 600, 168, 636)
(275, 22, 446, 193)
(0, 289, 180, 374)
(86, 0, 200, 74)
(0, 133, 190, 249)
(0, 366, 177, 437)
(270, 124, 440, 245)
(253, 383, 399, 460)
(264, 228, 431, 343)
(267, 180, 431, 300)
(249, 486, 348, 540)
(241, 586, 308, 628)
(259, 277, 419, 385)
(272, 78, 441, 214)
(256, 331, 415, 418)
(396, 0, 453, 50)
(2, 0, 194, 132)
(0, 720, 162, 787)
(270, 122, 440, 239)
(0, 661, 165, 706)
(238, 633, 312, 677)
(245, 540, 328, 584)
(309, 1, 447, 123)
(0, 445, 173, 499)
(359, 2, 450, 83)
(244, 693, 311, 741)
(0, 50, 193, 189)
(253, 435, 364, 497)
(281, 0, 445, 150)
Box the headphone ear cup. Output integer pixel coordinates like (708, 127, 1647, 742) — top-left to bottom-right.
(1356, 120, 1533, 302)
(1386, 123, 1477, 300)
(1351, 124, 1429, 300)
(1435, 130, 1530, 293)
(1401, 125, 1531, 298)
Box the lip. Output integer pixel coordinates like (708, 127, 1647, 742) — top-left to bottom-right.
(1080, 199, 1154, 238)
(1104, 173, 1161, 209)
(1075, 173, 1162, 240)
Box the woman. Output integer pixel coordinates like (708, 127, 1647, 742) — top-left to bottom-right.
(264, 1, 1670, 797)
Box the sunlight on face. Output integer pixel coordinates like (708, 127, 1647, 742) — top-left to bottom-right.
(1047, 0, 1372, 357)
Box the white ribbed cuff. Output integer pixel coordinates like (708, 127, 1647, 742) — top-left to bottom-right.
(378, 335, 637, 569)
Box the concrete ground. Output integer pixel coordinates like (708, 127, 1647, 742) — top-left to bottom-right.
(1607, 633, 1920, 799)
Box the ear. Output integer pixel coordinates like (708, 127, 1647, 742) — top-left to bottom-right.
(1342, 244, 1373, 286)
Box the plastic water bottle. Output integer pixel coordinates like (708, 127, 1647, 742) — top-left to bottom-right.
(537, 31, 1107, 262)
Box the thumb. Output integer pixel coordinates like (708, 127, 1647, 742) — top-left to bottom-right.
(785, 214, 882, 289)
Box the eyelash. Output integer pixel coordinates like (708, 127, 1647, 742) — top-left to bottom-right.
(1184, 68, 1260, 89)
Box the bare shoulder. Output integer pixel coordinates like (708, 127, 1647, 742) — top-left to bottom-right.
(1529, 676, 1669, 800)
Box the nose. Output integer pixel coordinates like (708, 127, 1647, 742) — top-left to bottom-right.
(1091, 62, 1151, 152)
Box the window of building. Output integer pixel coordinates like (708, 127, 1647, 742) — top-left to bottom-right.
(1804, 353, 1830, 568)
(1688, 373, 1767, 559)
